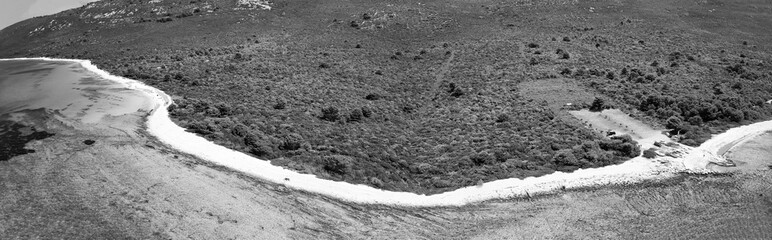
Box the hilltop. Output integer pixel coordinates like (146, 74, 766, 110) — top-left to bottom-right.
(2, 0, 772, 193)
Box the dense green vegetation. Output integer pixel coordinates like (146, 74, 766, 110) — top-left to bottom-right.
(1, 0, 771, 193)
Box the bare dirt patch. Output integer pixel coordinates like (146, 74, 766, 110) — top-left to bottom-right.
(570, 109, 670, 148)
(518, 78, 596, 120)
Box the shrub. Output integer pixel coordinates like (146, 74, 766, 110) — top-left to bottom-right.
(249, 145, 271, 157)
(681, 139, 698, 146)
(244, 134, 272, 157)
(231, 124, 249, 137)
(157, 17, 173, 23)
(687, 116, 703, 125)
(574, 68, 587, 78)
(470, 153, 493, 166)
(322, 155, 353, 174)
(402, 105, 415, 113)
(620, 142, 639, 157)
(369, 177, 384, 188)
(450, 87, 464, 97)
(529, 57, 539, 65)
(365, 93, 382, 100)
(176, 12, 194, 18)
(187, 121, 213, 135)
(656, 67, 667, 76)
(665, 116, 684, 130)
(724, 107, 744, 122)
(348, 109, 363, 122)
(606, 71, 615, 80)
(320, 107, 339, 122)
(214, 103, 232, 116)
(279, 134, 303, 151)
(279, 141, 301, 151)
(361, 107, 372, 118)
(493, 150, 511, 162)
(273, 102, 286, 110)
(417, 163, 440, 174)
(447, 82, 464, 97)
(589, 97, 605, 112)
(552, 149, 578, 166)
(599, 135, 641, 157)
(642, 148, 658, 159)
(612, 134, 633, 143)
(495, 114, 510, 123)
(743, 109, 761, 121)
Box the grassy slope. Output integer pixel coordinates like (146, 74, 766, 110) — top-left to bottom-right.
(1, 0, 771, 194)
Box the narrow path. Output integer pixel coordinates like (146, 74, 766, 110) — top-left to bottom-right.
(428, 49, 455, 102)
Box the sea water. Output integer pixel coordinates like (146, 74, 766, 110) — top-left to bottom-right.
(0, 60, 154, 123)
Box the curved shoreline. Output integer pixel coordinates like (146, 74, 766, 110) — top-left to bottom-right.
(3, 57, 771, 207)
